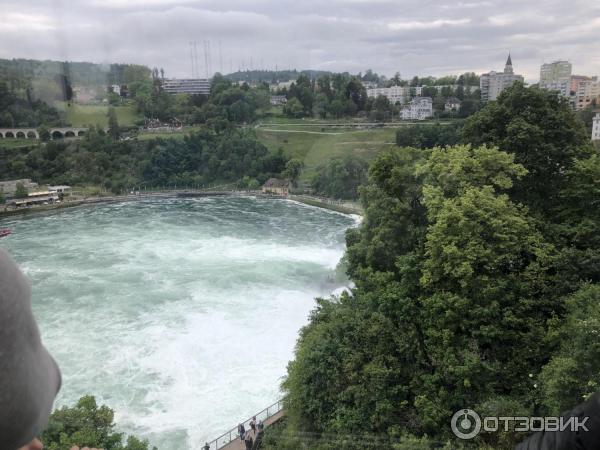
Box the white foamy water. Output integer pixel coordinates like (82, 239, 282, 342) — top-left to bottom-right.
(0, 196, 355, 449)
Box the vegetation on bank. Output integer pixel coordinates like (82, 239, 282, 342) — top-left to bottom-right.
(266, 83, 600, 449)
(41, 396, 156, 450)
(0, 126, 287, 194)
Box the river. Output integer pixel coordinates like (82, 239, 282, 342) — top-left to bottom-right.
(0, 196, 356, 449)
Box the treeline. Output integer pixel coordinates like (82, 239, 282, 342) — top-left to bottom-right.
(0, 58, 154, 89)
(123, 73, 271, 126)
(0, 126, 287, 193)
(0, 58, 152, 107)
(225, 69, 333, 84)
(280, 72, 481, 120)
(266, 83, 600, 449)
(0, 81, 63, 127)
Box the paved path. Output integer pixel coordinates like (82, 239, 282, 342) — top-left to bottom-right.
(220, 410, 285, 450)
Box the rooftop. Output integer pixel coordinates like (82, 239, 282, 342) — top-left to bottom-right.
(263, 178, 289, 188)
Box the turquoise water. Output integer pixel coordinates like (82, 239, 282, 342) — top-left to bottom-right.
(0, 196, 356, 449)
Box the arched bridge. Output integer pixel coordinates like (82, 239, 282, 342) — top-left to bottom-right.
(0, 127, 88, 139)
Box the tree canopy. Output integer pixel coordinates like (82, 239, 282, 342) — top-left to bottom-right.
(273, 84, 600, 450)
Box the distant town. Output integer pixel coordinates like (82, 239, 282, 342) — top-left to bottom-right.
(141, 55, 600, 139)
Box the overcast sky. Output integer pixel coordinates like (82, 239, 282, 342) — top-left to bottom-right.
(0, 0, 598, 82)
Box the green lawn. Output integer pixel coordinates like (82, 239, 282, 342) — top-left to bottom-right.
(0, 138, 37, 149)
(137, 126, 202, 141)
(256, 126, 397, 181)
(55, 102, 141, 128)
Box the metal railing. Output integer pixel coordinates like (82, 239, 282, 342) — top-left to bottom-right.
(205, 399, 284, 450)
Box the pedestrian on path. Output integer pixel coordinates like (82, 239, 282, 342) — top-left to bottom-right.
(243, 429, 253, 450)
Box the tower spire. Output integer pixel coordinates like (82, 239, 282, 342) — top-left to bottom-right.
(504, 53, 513, 74)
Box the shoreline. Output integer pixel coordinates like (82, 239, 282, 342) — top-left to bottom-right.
(0, 191, 363, 221)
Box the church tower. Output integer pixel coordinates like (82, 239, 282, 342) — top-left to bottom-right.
(504, 53, 514, 74)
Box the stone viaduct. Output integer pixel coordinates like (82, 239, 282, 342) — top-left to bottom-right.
(0, 127, 88, 139)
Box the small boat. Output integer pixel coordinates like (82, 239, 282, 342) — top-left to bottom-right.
(0, 229, 12, 238)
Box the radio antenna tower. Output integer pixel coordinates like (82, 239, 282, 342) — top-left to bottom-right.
(203, 40, 210, 78)
(189, 41, 196, 77)
(208, 40, 213, 77)
(194, 41, 200, 79)
(219, 40, 223, 74)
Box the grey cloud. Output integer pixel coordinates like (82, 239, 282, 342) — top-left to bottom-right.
(0, 0, 597, 81)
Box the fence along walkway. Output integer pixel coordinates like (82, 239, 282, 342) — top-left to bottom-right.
(206, 400, 284, 450)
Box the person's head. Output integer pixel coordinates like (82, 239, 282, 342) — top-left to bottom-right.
(0, 249, 61, 450)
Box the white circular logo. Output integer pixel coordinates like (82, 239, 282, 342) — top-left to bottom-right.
(451, 409, 481, 439)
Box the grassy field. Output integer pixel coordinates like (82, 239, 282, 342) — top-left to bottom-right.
(137, 126, 202, 141)
(255, 124, 398, 181)
(0, 138, 38, 149)
(55, 102, 141, 128)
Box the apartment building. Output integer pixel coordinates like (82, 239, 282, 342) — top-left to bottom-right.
(480, 54, 524, 102)
(162, 78, 211, 95)
(366, 86, 408, 105)
(539, 60, 572, 96)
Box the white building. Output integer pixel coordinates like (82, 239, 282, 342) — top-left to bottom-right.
(367, 86, 408, 105)
(445, 97, 461, 111)
(162, 78, 211, 95)
(593, 112, 600, 141)
(269, 80, 294, 92)
(539, 60, 572, 96)
(270, 95, 287, 106)
(401, 97, 433, 120)
(48, 185, 71, 194)
(480, 54, 524, 102)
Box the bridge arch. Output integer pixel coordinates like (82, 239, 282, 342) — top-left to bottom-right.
(27, 131, 37, 138)
(77, 130, 86, 136)
(51, 130, 64, 139)
(5, 131, 14, 138)
(65, 130, 75, 138)
(16, 131, 26, 138)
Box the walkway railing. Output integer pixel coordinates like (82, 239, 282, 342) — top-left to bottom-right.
(206, 399, 284, 450)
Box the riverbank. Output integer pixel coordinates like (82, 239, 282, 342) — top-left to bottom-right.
(0, 191, 363, 220)
(290, 194, 363, 215)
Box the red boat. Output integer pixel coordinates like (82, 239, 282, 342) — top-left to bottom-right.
(0, 229, 12, 238)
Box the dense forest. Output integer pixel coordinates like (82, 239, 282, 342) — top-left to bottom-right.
(0, 126, 286, 193)
(262, 83, 600, 449)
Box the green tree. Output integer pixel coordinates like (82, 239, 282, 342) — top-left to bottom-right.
(284, 98, 304, 118)
(14, 181, 28, 198)
(312, 156, 368, 199)
(38, 126, 51, 142)
(538, 285, 600, 414)
(107, 107, 120, 140)
(462, 82, 590, 213)
(282, 159, 304, 186)
(327, 99, 344, 119)
(1, 111, 14, 127)
(282, 143, 587, 448)
(312, 93, 329, 118)
(41, 396, 156, 450)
